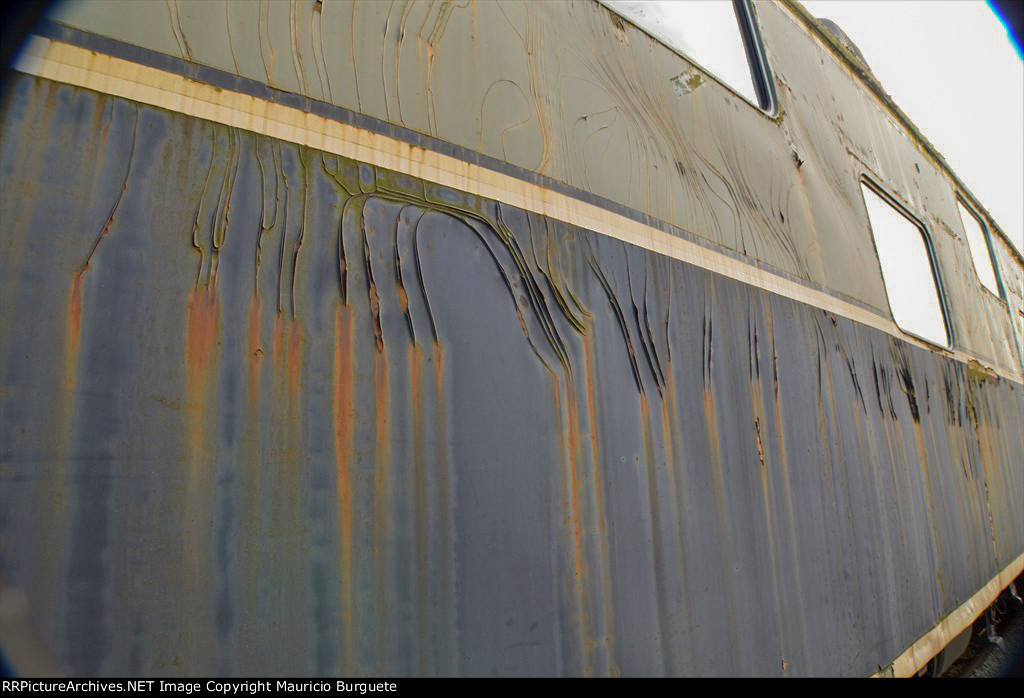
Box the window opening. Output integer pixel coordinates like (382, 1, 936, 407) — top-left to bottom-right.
(956, 199, 1002, 298)
(861, 183, 949, 347)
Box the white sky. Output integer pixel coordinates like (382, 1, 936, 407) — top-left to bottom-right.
(801, 1, 1024, 254)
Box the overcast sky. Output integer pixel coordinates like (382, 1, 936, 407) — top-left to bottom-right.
(801, 1, 1023, 254)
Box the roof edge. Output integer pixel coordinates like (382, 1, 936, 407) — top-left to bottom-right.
(778, 0, 1023, 264)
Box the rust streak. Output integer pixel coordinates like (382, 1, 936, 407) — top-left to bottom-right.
(409, 343, 429, 674)
(657, 381, 684, 676)
(749, 350, 786, 672)
(913, 419, 946, 596)
(334, 304, 356, 672)
(583, 331, 616, 675)
(67, 274, 85, 377)
(183, 285, 220, 670)
(552, 376, 585, 675)
(186, 286, 221, 462)
(663, 361, 695, 673)
(582, 335, 601, 479)
(240, 291, 264, 672)
(703, 384, 741, 667)
(769, 338, 811, 667)
(703, 388, 720, 474)
(640, 392, 670, 673)
(287, 317, 303, 397)
(273, 311, 286, 375)
(373, 344, 391, 661)
(432, 341, 454, 671)
(565, 376, 591, 676)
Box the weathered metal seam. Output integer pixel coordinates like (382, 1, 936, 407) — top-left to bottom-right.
(13, 36, 1024, 389)
(872, 551, 1024, 677)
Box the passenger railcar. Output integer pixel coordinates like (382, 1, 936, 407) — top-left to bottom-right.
(1, 0, 1021, 677)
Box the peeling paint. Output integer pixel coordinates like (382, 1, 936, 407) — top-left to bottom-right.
(671, 68, 704, 96)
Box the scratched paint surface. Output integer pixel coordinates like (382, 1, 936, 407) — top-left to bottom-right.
(1, 74, 1021, 676)
(44, 0, 1024, 375)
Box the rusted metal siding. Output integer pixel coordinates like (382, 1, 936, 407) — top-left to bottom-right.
(1, 71, 1022, 676)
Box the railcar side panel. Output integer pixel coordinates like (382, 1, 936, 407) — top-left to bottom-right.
(1, 68, 1021, 675)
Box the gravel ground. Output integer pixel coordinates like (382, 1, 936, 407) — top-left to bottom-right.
(943, 593, 1024, 678)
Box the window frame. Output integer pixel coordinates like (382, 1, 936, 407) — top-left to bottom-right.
(954, 193, 1006, 302)
(859, 177, 955, 349)
(598, 0, 778, 116)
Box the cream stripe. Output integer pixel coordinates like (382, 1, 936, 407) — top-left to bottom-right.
(875, 552, 1023, 677)
(12, 36, 1023, 383)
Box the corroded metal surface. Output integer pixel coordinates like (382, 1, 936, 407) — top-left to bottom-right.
(44, 0, 1024, 373)
(1, 72, 1022, 676)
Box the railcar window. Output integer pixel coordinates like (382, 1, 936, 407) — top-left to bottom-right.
(956, 200, 1002, 298)
(602, 0, 772, 110)
(861, 184, 949, 347)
